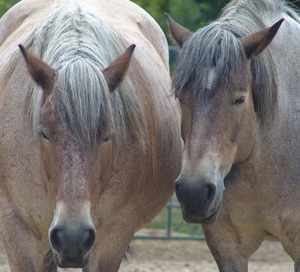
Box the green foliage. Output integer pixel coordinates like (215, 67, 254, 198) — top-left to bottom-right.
(2, 0, 300, 31)
(131, 0, 300, 36)
(131, 0, 228, 34)
(0, 0, 19, 17)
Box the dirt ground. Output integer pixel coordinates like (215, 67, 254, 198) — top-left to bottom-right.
(0, 231, 294, 272)
(120, 238, 293, 272)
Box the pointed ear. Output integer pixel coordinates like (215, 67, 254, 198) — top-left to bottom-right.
(164, 13, 192, 48)
(240, 19, 284, 59)
(18, 44, 55, 96)
(102, 44, 135, 92)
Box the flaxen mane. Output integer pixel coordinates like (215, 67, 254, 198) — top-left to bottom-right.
(9, 3, 145, 149)
(172, 0, 298, 130)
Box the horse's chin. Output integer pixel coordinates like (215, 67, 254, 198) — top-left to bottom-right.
(182, 209, 220, 224)
(57, 264, 84, 269)
(52, 251, 90, 269)
(181, 200, 222, 224)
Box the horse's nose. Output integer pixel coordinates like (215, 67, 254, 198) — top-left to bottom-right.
(49, 225, 96, 268)
(175, 175, 216, 218)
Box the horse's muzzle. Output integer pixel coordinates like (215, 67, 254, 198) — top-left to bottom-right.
(50, 225, 96, 268)
(175, 175, 221, 223)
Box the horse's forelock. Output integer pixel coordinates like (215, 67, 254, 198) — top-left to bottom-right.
(54, 59, 112, 147)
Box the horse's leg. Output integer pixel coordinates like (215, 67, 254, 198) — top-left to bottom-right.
(89, 233, 133, 272)
(294, 247, 300, 272)
(0, 198, 45, 271)
(202, 221, 263, 272)
(281, 233, 300, 272)
(86, 217, 136, 272)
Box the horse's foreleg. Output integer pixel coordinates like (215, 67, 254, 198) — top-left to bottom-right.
(202, 221, 263, 272)
(281, 232, 300, 272)
(295, 261, 300, 272)
(0, 202, 45, 272)
(87, 214, 136, 272)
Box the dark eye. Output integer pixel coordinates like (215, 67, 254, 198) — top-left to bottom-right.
(175, 94, 184, 105)
(103, 136, 111, 143)
(233, 96, 246, 106)
(39, 131, 49, 141)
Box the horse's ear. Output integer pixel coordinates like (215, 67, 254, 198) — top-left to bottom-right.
(240, 19, 284, 59)
(18, 44, 55, 96)
(164, 13, 192, 48)
(102, 44, 135, 92)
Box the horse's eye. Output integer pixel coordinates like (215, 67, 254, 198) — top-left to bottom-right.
(103, 136, 111, 143)
(175, 94, 184, 105)
(233, 96, 246, 106)
(39, 131, 49, 141)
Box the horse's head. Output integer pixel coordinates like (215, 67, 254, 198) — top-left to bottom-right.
(166, 14, 283, 224)
(19, 44, 135, 268)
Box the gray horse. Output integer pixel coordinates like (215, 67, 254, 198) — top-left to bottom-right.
(166, 0, 300, 271)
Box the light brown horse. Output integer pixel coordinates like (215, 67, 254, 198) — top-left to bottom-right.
(0, 0, 182, 271)
(166, 0, 300, 271)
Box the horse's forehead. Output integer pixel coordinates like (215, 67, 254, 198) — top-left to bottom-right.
(179, 65, 251, 112)
(208, 61, 250, 93)
(230, 64, 251, 91)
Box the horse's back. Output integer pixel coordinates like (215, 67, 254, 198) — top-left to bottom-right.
(0, 0, 169, 69)
(89, 0, 170, 69)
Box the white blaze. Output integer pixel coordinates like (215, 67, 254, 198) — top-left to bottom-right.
(206, 67, 216, 89)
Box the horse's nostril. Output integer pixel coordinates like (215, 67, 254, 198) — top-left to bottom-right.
(205, 183, 216, 203)
(50, 228, 64, 253)
(175, 179, 185, 202)
(83, 228, 96, 252)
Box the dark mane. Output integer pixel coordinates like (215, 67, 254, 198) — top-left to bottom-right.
(173, 0, 295, 130)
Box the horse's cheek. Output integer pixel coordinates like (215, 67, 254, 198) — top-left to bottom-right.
(39, 142, 58, 204)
